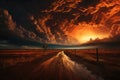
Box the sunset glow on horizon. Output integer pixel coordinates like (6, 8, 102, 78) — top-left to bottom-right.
(69, 23, 109, 43)
(0, 0, 120, 46)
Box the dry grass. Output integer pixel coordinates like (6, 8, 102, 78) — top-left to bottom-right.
(0, 49, 120, 80)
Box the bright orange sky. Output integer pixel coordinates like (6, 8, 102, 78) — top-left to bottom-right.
(69, 23, 109, 43)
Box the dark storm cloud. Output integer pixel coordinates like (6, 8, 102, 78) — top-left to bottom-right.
(43, 0, 82, 12)
(0, 0, 120, 46)
(0, 9, 16, 31)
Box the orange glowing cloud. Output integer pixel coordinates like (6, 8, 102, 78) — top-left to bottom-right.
(69, 23, 109, 43)
(1, 0, 120, 45)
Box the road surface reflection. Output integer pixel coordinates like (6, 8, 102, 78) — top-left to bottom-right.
(32, 51, 103, 80)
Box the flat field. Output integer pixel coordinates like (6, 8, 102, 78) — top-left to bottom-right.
(0, 49, 120, 80)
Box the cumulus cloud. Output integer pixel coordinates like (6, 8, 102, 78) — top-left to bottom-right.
(43, 0, 82, 12)
(0, 9, 16, 31)
(0, 0, 120, 45)
(110, 24, 120, 37)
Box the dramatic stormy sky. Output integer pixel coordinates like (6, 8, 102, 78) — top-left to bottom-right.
(0, 0, 120, 48)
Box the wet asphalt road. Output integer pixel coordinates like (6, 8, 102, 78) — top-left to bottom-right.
(0, 51, 103, 80)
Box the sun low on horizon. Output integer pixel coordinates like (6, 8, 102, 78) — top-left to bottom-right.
(69, 23, 110, 44)
(0, 0, 120, 48)
(0, 1, 120, 80)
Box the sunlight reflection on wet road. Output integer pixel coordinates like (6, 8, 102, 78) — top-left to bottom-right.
(32, 51, 103, 80)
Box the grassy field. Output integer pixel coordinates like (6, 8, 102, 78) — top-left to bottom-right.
(64, 49, 120, 80)
(0, 49, 61, 68)
(0, 49, 120, 80)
